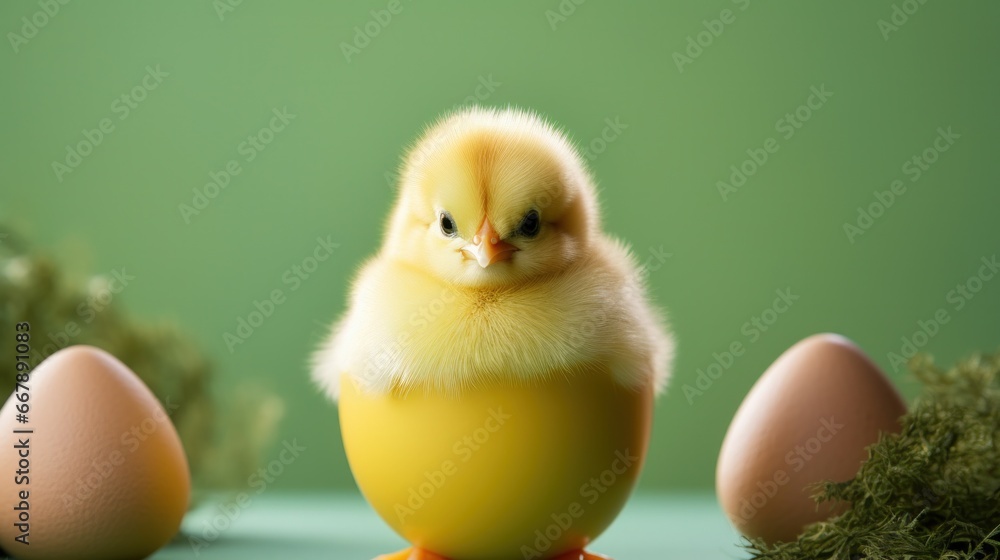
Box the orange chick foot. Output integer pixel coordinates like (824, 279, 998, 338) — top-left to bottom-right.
(551, 552, 613, 560)
(374, 548, 451, 560)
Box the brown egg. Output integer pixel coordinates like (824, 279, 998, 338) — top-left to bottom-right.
(716, 334, 906, 543)
(0, 345, 190, 559)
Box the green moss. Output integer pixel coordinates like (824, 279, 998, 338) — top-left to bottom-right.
(0, 226, 282, 495)
(746, 351, 1000, 560)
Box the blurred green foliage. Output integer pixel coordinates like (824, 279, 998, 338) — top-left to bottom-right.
(0, 227, 283, 496)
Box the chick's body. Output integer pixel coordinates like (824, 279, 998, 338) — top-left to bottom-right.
(314, 108, 673, 560)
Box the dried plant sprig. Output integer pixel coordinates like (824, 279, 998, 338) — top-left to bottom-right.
(746, 351, 1000, 560)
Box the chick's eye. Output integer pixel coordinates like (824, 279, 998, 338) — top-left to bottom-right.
(517, 210, 541, 238)
(440, 212, 457, 237)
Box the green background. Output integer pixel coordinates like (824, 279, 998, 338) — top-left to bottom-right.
(3, 0, 998, 498)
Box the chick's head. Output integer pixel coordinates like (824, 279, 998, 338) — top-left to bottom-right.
(384, 107, 599, 288)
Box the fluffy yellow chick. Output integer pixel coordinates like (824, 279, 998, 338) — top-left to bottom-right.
(313, 107, 673, 560)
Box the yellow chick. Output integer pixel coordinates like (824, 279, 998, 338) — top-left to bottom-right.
(312, 107, 673, 560)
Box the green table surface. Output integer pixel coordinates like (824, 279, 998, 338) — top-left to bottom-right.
(154, 493, 743, 559)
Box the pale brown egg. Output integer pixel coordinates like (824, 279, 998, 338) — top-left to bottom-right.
(0, 345, 190, 559)
(716, 333, 906, 543)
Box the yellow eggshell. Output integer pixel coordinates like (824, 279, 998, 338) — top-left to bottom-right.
(339, 369, 653, 560)
(0, 345, 190, 560)
(716, 334, 906, 543)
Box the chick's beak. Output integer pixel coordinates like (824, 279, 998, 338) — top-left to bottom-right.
(462, 218, 518, 268)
